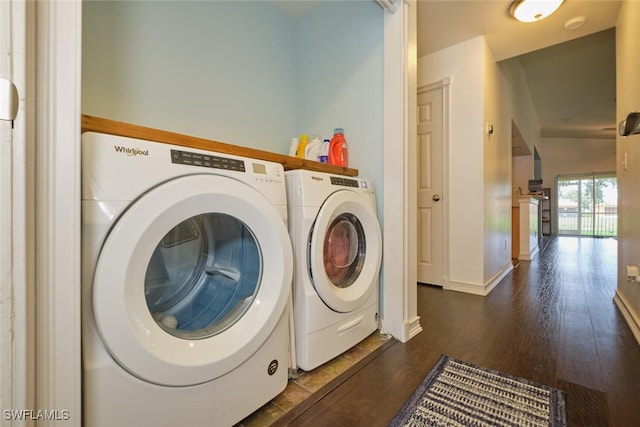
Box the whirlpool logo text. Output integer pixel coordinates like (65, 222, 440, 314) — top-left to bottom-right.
(114, 145, 149, 156)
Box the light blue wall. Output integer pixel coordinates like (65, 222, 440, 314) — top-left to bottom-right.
(82, 1, 296, 151)
(292, 1, 384, 198)
(83, 1, 384, 213)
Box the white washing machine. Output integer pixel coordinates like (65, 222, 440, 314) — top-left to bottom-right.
(285, 169, 382, 371)
(81, 132, 293, 427)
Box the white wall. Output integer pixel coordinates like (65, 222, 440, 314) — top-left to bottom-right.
(418, 36, 512, 294)
(540, 137, 616, 234)
(512, 155, 534, 198)
(499, 55, 544, 256)
(418, 37, 485, 288)
(615, 0, 640, 343)
(541, 137, 616, 177)
(483, 40, 513, 283)
(497, 57, 541, 156)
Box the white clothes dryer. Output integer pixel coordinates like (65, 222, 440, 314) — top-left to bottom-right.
(285, 169, 382, 371)
(81, 132, 293, 427)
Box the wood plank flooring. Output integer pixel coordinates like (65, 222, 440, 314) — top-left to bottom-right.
(284, 236, 640, 426)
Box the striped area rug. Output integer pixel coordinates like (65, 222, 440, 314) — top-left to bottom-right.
(389, 355, 567, 427)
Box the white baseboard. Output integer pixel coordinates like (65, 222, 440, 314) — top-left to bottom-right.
(519, 245, 539, 261)
(614, 290, 640, 347)
(405, 316, 423, 341)
(444, 262, 514, 296)
(381, 315, 423, 343)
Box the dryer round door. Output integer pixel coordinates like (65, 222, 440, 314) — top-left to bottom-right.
(308, 190, 382, 313)
(91, 174, 292, 387)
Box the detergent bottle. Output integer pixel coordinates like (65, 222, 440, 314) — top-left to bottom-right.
(304, 134, 323, 162)
(328, 128, 348, 167)
(319, 139, 330, 163)
(288, 137, 299, 157)
(296, 134, 309, 159)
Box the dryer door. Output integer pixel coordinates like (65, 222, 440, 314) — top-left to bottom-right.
(308, 190, 382, 313)
(91, 174, 292, 387)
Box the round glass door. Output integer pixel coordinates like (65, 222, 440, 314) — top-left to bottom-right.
(144, 213, 261, 340)
(308, 190, 382, 313)
(92, 174, 292, 386)
(323, 213, 365, 289)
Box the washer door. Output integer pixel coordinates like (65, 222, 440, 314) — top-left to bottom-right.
(308, 190, 382, 313)
(92, 174, 292, 387)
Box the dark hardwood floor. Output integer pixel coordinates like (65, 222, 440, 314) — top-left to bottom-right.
(284, 236, 640, 426)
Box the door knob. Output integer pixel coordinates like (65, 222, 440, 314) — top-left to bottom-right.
(432, 194, 441, 202)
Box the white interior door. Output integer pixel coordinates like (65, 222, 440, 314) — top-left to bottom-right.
(416, 86, 444, 286)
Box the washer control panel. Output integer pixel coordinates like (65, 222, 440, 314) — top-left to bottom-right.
(171, 149, 246, 172)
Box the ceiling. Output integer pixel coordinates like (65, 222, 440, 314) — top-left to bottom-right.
(274, 0, 621, 148)
(417, 0, 621, 150)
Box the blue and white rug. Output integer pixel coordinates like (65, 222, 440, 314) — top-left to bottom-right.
(389, 355, 567, 427)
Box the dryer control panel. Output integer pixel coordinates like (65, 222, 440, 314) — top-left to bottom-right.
(170, 148, 284, 186)
(330, 176, 359, 188)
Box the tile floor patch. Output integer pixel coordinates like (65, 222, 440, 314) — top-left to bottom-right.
(236, 331, 387, 426)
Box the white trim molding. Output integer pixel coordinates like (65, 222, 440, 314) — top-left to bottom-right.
(381, 0, 421, 342)
(376, 0, 399, 13)
(444, 262, 514, 297)
(1, 1, 36, 424)
(614, 290, 640, 347)
(35, 1, 82, 425)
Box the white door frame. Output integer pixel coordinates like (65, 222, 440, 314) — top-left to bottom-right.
(381, 0, 422, 342)
(34, 1, 82, 425)
(1, 1, 34, 423)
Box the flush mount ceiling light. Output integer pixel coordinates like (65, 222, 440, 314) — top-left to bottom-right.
(510, 0, 565, 23)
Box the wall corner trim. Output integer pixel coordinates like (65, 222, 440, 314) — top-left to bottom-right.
(614, 290, 640, 347)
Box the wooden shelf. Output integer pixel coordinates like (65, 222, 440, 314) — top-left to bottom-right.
(81, 115, 359, 177)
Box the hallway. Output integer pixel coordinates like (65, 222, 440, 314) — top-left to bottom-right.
(285, 237, 640, 426)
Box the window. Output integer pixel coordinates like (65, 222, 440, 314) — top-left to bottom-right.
(557, 173, 617, 237)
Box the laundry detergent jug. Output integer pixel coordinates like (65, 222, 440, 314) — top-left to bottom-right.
(328, 128, 348, 167)
(304, 135, 323, 162)
(296, 134, 309, 159)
